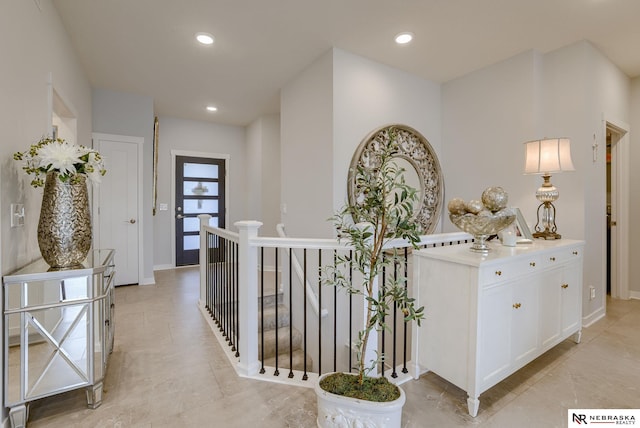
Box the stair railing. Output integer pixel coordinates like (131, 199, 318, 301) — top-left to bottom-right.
(198, 215, 472, 384)
(276, 223, 328, 319)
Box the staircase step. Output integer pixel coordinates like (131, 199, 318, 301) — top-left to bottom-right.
(262, 348, 313, 372)
(260, 291, 283, 308)
(259, 304, 290, 331)
(258, 326, 302, 360)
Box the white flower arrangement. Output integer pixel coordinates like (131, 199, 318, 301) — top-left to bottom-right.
(14, 137, 107, 188)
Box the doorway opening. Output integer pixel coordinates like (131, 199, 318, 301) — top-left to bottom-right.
(605, 121, 629, 300)
(173, 154, 227, 266)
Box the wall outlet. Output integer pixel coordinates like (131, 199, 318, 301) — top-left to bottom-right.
(589, 286, 596, 300)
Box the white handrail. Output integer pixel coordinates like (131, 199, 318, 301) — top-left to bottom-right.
(276, 224, 329, 318)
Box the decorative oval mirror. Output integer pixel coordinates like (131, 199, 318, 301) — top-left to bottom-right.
(347, 124, 444, 234)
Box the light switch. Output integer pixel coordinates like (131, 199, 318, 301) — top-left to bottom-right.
(11, 204, 24, 227)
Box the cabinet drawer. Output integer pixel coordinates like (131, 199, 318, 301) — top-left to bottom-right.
(480, 255, 541, 287)
(540, 246, 582, 268)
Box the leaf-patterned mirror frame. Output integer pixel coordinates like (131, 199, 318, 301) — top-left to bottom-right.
(347, 124, 444, 234)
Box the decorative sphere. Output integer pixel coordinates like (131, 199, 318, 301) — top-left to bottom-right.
(466, 200, 483, 215)
(447, 198, 467, 215)
(481, 187, 508, 212)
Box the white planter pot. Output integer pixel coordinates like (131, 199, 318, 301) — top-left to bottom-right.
(315, 373, 406, 428)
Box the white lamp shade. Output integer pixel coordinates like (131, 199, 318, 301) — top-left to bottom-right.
(524, 138, 575, 174)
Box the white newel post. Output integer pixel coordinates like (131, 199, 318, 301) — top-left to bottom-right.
(198, 214, 211, 307)
(235, 220, 263, 376)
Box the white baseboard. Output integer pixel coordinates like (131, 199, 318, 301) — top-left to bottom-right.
(582, 305, 606, 328)
(629, 290, 640, 300)
(140, 276, 156, 285)
(153, 264, 174, 271)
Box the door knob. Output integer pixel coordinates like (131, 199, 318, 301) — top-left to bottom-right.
(176, 214, 184, 219)
(129, 219, 136, 224)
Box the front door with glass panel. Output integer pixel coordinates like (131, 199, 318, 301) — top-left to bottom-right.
(175, 156, 226, 266)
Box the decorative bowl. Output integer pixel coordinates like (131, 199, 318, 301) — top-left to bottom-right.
(449, 209, 516, 253)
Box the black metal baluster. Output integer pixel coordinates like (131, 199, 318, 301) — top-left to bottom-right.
(302, 249, 308, 381)
(225, 238, 230, 343)
(219, 237, 224, 329)
(349, 250, 353, 373)
(230, 239, 236, 353)
(288, 248, 294, 378)
(318, 249, 322, 376)
(402, 246, 409, 374)
(235, 242, 240, 357)
(207, 233, 212, 316)
(274, 248, 280, 376)
(228, 239, 233, 345)
(260, 247, 265, 374)
(333, 250, 337, 373)
(391, 255, 398, 378)
(216, 236, 222, 328)
(381, 257, 386, 377)
(228, 239, 234, 349)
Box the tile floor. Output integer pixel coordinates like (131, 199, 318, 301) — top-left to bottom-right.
(23, 267, 640, 427)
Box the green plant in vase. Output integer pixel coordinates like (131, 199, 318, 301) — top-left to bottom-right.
(321, 126, 424, 403)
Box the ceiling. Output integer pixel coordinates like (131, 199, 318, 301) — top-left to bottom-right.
(52, 0, 640, 127)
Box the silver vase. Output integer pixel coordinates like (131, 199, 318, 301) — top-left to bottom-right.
(38, 172, 92, 268)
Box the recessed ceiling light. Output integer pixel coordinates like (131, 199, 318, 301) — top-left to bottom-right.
(395, 32, 414, 45)
(196, 32, 214, 45)
(206, 106, 218, 112)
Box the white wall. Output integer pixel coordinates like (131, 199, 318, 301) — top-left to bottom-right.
(246, 115, 281, 237)
(442, 41, 630, 323)
(281, 48, 444, 239)
(92, 88, 155, 283)
(0, 0, 92, 422)
(332, 48, 443, 221)
(543, 42, 630, 319)
(280, 50, 334, 238)
(0, 0, 92, 274)
(442, 50, 541, 220)
(153, 116, 246, 268)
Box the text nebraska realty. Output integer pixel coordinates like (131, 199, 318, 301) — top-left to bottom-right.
(573, 413, 636, 425)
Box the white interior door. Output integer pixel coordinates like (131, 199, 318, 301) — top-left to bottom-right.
(93, 133, 143, 286)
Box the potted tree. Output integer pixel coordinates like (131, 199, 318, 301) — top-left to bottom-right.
(316, 126, 424, 427)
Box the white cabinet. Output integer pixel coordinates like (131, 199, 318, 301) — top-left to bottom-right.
(412, 240, 583, 417)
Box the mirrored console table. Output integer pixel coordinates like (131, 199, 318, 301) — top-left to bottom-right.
(3, 250, 115, 428)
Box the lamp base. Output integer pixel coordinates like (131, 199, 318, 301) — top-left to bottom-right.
(532, 230, 561, 240)
(533, 201, 562, 240)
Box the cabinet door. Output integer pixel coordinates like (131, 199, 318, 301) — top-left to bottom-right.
(561, 262, 582, 336)
(538, 268, 562, 349)
(511, 279, 539, 366)
(478, 283, 512, 388)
